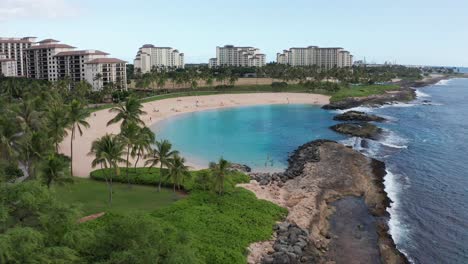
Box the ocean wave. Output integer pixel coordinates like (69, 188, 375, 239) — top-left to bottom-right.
(415, 89, 431, 98)
(435, 79, 451, 86)
(379, 102, 417, 109)
(384, 169, 411, 247)
(380, 129, 409, 149)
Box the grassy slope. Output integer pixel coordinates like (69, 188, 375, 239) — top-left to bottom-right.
(64, 168, 286, 263)
(330, 84, 400, 102)
(54, 178, 181, 215)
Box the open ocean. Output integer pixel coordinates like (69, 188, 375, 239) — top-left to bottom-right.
(155, 78, 468, 263)
(345, 78, 468, 263)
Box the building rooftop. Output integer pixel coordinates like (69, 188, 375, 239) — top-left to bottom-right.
(55, 50, 109, 56)
(0, 38, 35, 43)
(85, 58, 126, 64)
(38, 38, 60, 44)
(26, 44, 76, 50)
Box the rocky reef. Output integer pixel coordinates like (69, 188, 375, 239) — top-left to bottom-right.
(333, 111, 386, 122)
(330, 122, 382, 139)
(242, 140, 408, 264)
(323, 88, 416, 110)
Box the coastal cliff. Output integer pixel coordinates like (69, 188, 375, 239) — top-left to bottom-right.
(242, 140, 408, 264)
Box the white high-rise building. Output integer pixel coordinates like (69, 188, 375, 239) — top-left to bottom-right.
(24, 39, 76, 81)
(277, 46, 353, 69)
(209, 45, 266, 68)
(0, 37, 36, 76)
(0, 53, 17, 77)
(134, 44, 184, 73)
(21, 38, 126, 90)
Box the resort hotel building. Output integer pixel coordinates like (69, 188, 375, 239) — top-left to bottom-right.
(0, 37, 127, 91)
(209, 45, 266, 68)
(133, 44, 184, 73)
(0, 37, 36, 76)
(277, 46, 353, 69)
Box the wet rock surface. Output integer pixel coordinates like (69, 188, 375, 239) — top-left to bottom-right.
(333, 111, 386, 122)
(330, 122, 382, 139)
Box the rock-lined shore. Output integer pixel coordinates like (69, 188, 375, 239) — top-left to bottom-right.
(242, 140, 408, 264)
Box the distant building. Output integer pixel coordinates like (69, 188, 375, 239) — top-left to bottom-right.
(84, 58, 127, 91)
(277, 46, 353, 69)
(19, 38, 127, 91)
(134, 44, 184, 73)
(0, 37, 36, 76)
(0, 53, 17, 77)
(209, 45, 266, 68)
(54, 49, 110, 84)
(24, 39, 76, 81)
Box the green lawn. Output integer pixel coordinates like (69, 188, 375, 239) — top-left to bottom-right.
(330, 84, 400, 102)
(53, 178, 182, 216)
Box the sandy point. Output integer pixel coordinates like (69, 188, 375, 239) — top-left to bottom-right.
(59, 93, 330, 178)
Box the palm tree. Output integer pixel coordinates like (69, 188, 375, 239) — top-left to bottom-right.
(107, 96, 146, 128)
(93, 73, 103, 90)
(209, 157, 230, 195)
(89, 134, 126, 205)
(40, 153, 71, 188)
(46, 103, 68, 152)
(119, 122, 140, 186)
(195, 170, 212, 191)
(131, 126, 155, 172)
(15, 99, 43, 132)
(67, 100, 90, 177)
(145, 140, 179, 192)
(167, 154, 191, 192)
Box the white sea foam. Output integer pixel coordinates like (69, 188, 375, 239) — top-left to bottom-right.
(379, 102, 417, 109)
(384, 169, 412, 249)
(435, 79, 451, 86)
(380, 129, 409, 149)
(415, 89, 431, 98)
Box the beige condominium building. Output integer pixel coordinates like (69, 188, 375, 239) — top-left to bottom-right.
(134, 44, 184, 73)
(0, 53, 18, 77)
(209, 45, 266, 67)
(0, 37, 36, 76)
(277, 46, 353, 69)
(84, 58, 127, 91)
(20, 38, 126, 91)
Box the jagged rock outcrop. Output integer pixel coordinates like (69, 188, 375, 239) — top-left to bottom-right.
(228, 163, 252, 173)
(333, 111, 386, 122)
(330, 123, 382, 139)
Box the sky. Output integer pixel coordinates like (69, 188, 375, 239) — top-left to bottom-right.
(1, 0, 468, 66)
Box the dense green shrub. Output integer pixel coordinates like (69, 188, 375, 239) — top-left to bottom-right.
(271, 81, 288, 91)
(152, 189, 287, 263)
(90, 167, 250, 193)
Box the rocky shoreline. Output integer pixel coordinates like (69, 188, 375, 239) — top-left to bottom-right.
(323, 75, 460, 110)
(242, 140, 408, 264)
(242, 75, 461, 263)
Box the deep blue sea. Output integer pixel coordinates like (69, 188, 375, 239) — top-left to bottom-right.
(154, 78, 468, 263)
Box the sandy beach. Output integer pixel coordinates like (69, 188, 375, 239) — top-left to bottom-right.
(59, 93, 330, 178)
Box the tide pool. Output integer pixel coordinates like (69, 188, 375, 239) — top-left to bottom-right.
(152, 104, 344, 172)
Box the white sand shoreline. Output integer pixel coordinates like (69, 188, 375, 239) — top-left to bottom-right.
(59, 93, 330, 178)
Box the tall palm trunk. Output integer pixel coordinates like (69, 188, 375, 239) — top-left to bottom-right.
(70, 125, 75, 177)
(134, 151, 141, 173)
(158, 163, 163, 192)
(126, 144, 131, 187)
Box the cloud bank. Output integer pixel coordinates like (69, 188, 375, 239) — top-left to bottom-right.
(0, 0, 79, 21)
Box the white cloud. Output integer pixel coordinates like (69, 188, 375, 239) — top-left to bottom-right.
(0, 0, 79, 21)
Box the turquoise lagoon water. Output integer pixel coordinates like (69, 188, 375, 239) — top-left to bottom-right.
(153, 104, 344, 171)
